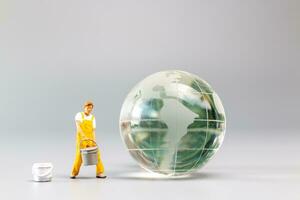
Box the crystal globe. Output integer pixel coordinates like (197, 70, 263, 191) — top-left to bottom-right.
(119, 70, 226, 176)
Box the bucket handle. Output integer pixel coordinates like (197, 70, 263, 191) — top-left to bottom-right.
(79, 138, 98, 149)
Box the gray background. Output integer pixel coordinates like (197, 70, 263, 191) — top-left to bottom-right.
(0, 0, 299, 199)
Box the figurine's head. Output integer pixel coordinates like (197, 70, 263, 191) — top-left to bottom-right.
(83, 100, 94, 115)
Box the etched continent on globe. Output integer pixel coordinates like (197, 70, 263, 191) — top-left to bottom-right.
(119, 70, 226, 176)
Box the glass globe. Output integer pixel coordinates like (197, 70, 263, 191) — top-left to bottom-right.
(119, 70, 226, 176)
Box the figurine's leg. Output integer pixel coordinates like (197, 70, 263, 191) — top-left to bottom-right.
(71, 144, 82, 176)
(96, 150, 105, 175)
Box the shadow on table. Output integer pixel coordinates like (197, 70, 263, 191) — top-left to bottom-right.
(109, 163, 300, 182)
(109, 164, 229, 181)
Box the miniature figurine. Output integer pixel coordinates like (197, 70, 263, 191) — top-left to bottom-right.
(70, 101, 106, 179)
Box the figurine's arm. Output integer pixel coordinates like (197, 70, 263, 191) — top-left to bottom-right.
(92, 129, 96, 139)
(92, 118, 96, 138)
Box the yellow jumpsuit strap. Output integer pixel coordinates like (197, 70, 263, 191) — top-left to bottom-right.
(81, 112, 85, 120)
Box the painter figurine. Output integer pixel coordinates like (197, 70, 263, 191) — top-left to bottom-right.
(70, 101, 106, 179)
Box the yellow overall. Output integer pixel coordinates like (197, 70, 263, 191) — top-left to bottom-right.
(71, 112, 105, 176)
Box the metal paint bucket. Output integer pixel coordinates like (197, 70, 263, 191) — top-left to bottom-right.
(80, 139, 99, 166)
